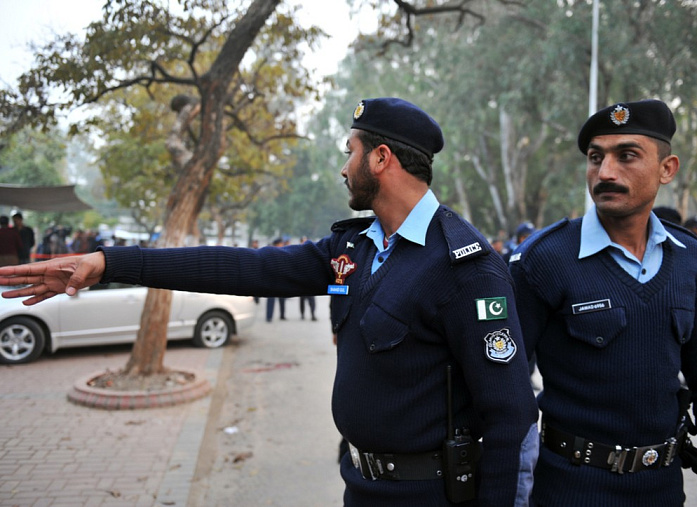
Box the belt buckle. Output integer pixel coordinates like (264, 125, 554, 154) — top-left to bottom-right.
(349, 443, 361, 470)
(348, 443, 379, 480)
(628, 447, 651, 473)
(618, 443, 669, 473)
(608, 445, 629, 474)
(663, 437, 678, 467)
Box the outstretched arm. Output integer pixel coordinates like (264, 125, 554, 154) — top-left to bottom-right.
(0, 252, 106, 305)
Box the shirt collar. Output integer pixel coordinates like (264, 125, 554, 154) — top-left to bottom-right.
(579, 205, 685, 259)
(362, 189, 440, 247)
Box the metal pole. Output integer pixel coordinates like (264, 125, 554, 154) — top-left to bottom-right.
(585, 0, 600, 212)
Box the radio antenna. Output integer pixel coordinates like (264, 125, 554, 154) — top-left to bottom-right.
(447, 365, 454, 440)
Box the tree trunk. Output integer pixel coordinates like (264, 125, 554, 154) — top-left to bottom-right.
(123, 289, 172, 375)
(121, 0, 282, 376)
(123, 155, 212, 375)
(453, 171, 472, 223)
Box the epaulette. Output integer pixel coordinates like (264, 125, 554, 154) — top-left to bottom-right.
(436, 206, 490, 264)
(660, 219, 697, 241)
(331, 216, 376, 233)
(508, 218, 570, 264)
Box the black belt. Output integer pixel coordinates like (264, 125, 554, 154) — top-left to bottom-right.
(541, 420, 680, 474)
(348, 442, 443, 481)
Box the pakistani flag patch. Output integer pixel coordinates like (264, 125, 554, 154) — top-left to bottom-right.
(476, 297, 508, 321)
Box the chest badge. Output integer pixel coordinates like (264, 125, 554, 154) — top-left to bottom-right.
(328, 254, 357, 296)
(484, 328, 517, 364)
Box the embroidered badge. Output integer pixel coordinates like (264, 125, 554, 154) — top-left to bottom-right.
(476, 297, 508, 321)
(572, 299, 611, 315)
(452, 242, 482, 260)
(484, 328, 517, 364)
(353, 101, 365, 120)
(331, 254, 357, 285)
(610, 105, 630, 126)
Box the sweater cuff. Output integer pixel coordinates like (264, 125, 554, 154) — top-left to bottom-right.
(97, 245, 144, 285)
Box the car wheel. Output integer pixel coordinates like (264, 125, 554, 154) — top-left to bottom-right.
(0, 317, 46, 364)
(193, 311, 234, 349)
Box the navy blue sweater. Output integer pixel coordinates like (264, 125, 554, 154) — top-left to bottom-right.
(101, 207, 539, 506)
(510, 217, 697, 507)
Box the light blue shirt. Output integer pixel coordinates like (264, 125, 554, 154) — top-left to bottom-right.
(579, 205, 685, 283)
(362, 189, 440, 274)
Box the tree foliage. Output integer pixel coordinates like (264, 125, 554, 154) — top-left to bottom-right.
(0, 0, 325, 376)
(324, 0, 697, 237)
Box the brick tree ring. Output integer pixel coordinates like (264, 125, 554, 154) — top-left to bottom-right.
(67, 368, 211, 410)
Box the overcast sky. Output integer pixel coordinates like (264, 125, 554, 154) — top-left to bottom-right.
(0, 0, 374, 86)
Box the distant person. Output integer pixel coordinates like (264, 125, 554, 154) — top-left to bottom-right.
(86, 230, 104, 252)
(48, 227, 69, 258)
(12, 212, 34, 264)
(70, 229, 90, 254)
(683, 216, 697, 235)
(503, 221, 536, 264)
(36, 227, 53, 261)
(490, 237, 505, 256)
(266, 238, 286, 322)
(0, 215, 23, 266)
(298, 236, 317, 321)
(653, 205, 682, 225)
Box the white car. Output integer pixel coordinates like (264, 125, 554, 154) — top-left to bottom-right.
(0, 283, 258, 365)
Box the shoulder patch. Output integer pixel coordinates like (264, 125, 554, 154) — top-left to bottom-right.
(331, 216, 376, 233)
(484, 328, 517, 363)
(436, 206, 490, 264)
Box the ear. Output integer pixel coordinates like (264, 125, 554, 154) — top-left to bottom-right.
(372, 144, 393, 174)
(659, 154, 680, 185)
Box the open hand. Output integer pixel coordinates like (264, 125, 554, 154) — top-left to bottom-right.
(0, 252, 106, 305)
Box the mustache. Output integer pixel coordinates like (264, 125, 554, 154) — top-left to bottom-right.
(593, 182, 628, 195)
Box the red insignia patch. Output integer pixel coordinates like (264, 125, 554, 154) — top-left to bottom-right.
(331, 254, 357, 285)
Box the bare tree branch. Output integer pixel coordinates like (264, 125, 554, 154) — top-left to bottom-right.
(374, 0, 526, 53)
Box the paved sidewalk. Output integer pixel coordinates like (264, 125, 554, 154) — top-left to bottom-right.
(187, 297, 343, 506)
(0, 341, 219, 507)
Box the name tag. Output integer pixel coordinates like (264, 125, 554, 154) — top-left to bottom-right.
(328, 285, 349, 295)
(572, 299, 611, 314)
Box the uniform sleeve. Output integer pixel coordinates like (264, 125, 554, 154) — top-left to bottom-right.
(101, 239, 337, 297)
(681, 289, 697, 414)
(440, 267, 539, 506)
(509, 259, 550, 362)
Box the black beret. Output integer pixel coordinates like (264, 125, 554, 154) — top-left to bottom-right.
(577, 99, 676, 154)
(351, 98, 444, 157)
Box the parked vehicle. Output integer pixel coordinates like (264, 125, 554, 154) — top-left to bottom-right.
(0, 283, 257, 364)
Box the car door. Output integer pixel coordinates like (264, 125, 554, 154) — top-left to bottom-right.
(55, 283, 147, 347)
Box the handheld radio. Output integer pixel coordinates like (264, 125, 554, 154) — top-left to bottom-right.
(442, 365, 480, 503)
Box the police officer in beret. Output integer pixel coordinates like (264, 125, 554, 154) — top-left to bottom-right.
(0, 97, 539, 506)
(509, 99, 697, 506)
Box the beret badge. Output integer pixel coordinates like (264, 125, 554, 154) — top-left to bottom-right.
(610, 105, 630, 126)
(353, 101, 365, 120)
